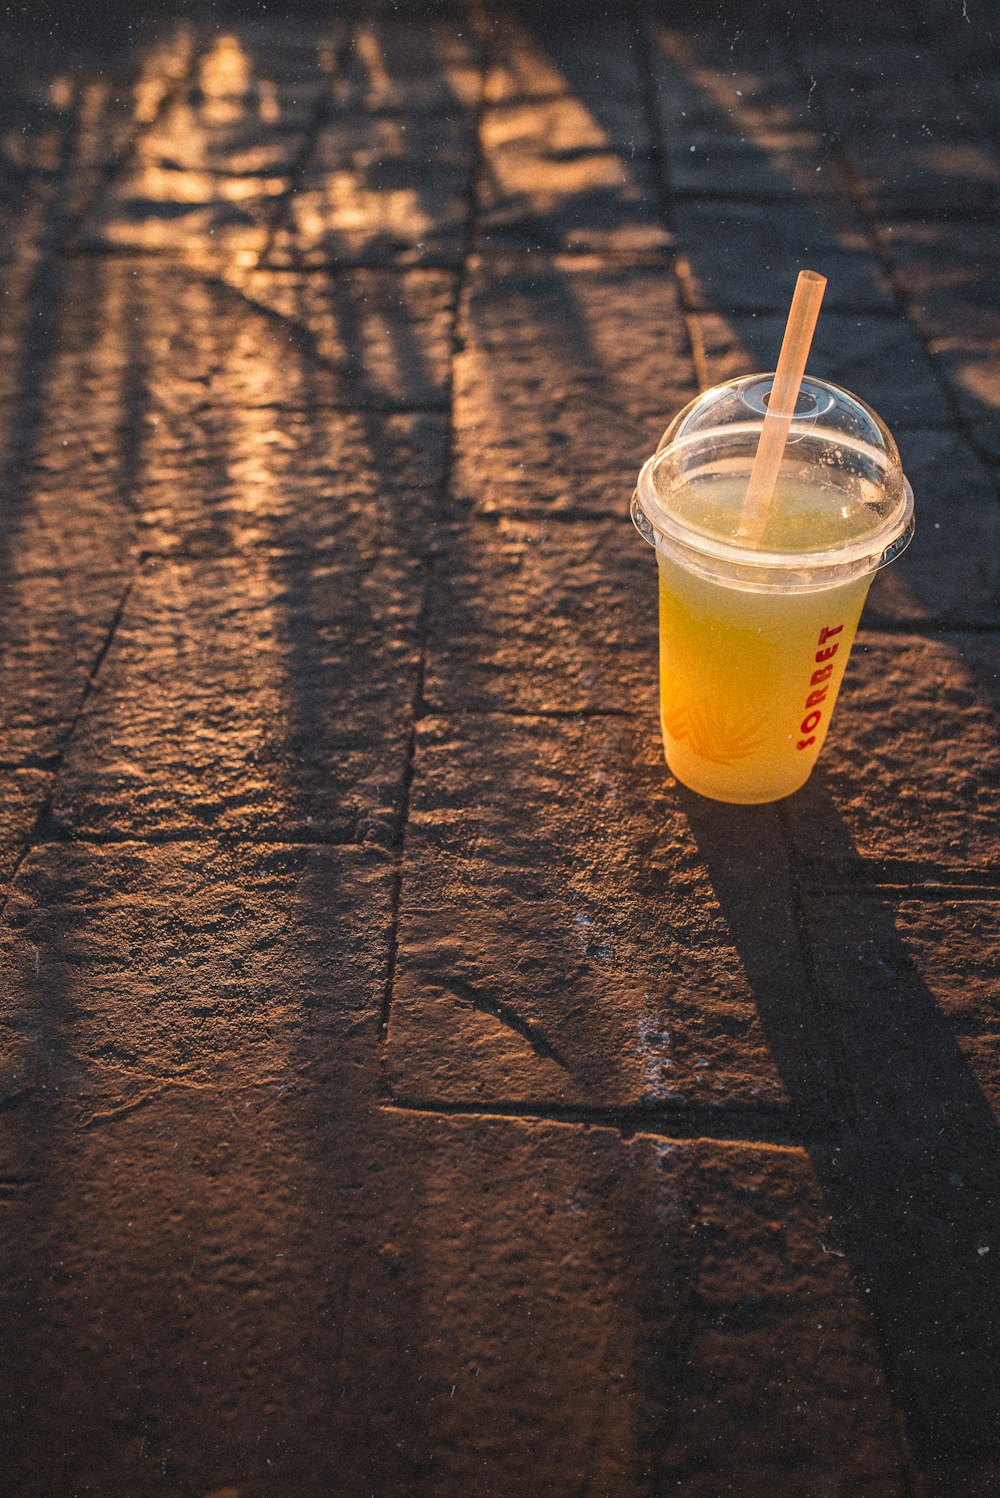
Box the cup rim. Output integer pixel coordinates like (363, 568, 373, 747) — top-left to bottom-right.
(632, 454, 915, 590)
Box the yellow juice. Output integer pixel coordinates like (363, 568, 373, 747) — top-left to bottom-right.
(655, 479, 875, 803)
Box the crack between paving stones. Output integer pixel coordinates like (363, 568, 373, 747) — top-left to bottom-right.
(28, 828, 371, 849)
(379, 1095, 815, 1148)
(377, 19, 489, 1062)
(0, 575, 136, 924)
(633, 6, 709, 395)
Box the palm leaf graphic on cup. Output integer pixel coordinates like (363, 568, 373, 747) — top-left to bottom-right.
(662, 691, 769, 766)
(660, 611, 779, 767)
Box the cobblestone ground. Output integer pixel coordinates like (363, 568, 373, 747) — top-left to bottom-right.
(1, 1, 999, 1494)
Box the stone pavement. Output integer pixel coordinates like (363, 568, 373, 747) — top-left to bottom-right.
(0, 0, 999, 1492)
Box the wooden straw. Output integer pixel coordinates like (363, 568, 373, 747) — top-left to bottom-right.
(736, 269, 827, 544)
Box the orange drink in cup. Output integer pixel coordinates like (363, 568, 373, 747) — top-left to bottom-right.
(631, 276, 914, 803)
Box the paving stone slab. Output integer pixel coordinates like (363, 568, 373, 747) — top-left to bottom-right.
(478, 95, 669, 257)
(869, 427, 1000, 627)
(0, 83, 82, 178)
(0, 556, 131, 765)
(0, 770, 47, 887)
(805, 895, 1000, 1124)
(207, 265, 457, 409)
(925, 341, 1000, 459)
(335, 14, 481, 113)
(268, 111, 474, 267)
(78, 27, 196, 171)
(79, 27, 341, 260)
(798, 39, 983, 141)
(483, 15, 642, 117)
(694, 307, 946, 429)
(842, 134, 1000, 220)
(965, 64, 1000, 135)
(0, 257, 456, 421)
(0, 173, 61, 266)
(651, 25, 839, 200)
(676, 198, 895, 312)
(133, 101, 309, 175)
(785, 632, 1000, 872)
(651, 25, 807, 138)
(0, 25, 191, 184)
(880, 220, 1000, 344)
(0, 256, 449, 551)
(0, 841, 394, 1124)
(129, 407, 447, 557)
(158, 26, 335, 152)
(83, 170, 283, 262)
(669, 133, 840, 203)
(0, 1092, 910, 1497)
(0, 357, 134, 763)
(386, 711, 826, 1112)
(422, 516, 658, 715)
(50, 546, 423, 845)
(921, 1455, 1000, 1498)
(802, 893, 1000, 1447)
(453, 256, 696, 517)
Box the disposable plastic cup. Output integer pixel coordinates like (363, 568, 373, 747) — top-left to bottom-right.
(630, 374, 915, 804)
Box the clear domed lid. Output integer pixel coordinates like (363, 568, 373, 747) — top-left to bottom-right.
(631, 374, 914, 591)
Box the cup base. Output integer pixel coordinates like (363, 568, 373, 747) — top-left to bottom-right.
(664, 745, 813, 805)
(669, 776, 809, 806)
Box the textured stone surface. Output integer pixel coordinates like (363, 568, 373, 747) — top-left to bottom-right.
(335, 14, 481, 113)
(0, 558, 130, 764)
(925, 340, 1000, 459)
(843, 133, 1000, 219)
(786, 632, 1000, 872)
(0, 842, 394, 1119)
(869, 428, 1000, 627)
(0, 309, 136, 760)
(0, 770, 47, 886)
(799, 40, 976, 134)
(802, 894, 1000, 1446)
(453, 257, 696, 516)
(676, 199, 895, 312)
(387, 712, 816, 1112)
(83, 27, 338, 259)
(0, 1086, 911, 1497)
(1, 4, 999, 1491)
(694, 307, 946, 429)
(51, 547, 423, 844)
(482, 15, 642, 126)
(0, 257, 455, 424)
(478, 95, 668, 256)
(806, 896, 1000, 1123)
(880, 220, 1000, 344)
(129, 407, 447, 556)
(651, 25, 838, 201)
(269, 111, 474, 267)
(422, 516, 657, 715)
(219, 267, 456, 407)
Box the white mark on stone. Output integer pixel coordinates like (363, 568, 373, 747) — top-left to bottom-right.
(636, 1014, 675, 1101)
